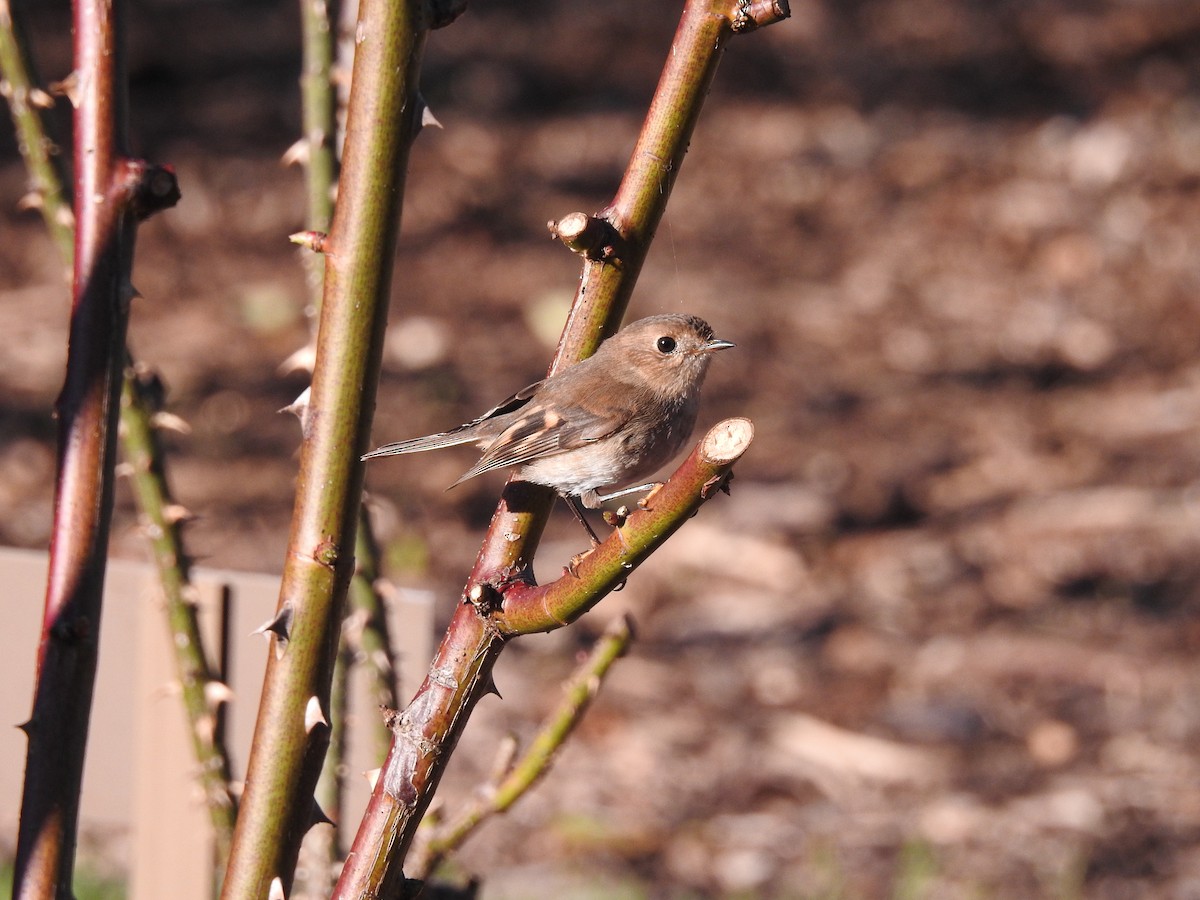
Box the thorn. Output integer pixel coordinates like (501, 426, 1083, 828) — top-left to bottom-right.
(196, 712, 216, 745)
(17, 190, 42, 211)
(365, 767, 381, 790)
(278, 343, 317, 376)
(162, 503, 194, 524)
(481, 673, 502, 700)
(280, 137, 308, 167)
(421, 101, 442, 129)
(114, 461, 135, 479)
(304, 695, 328, 734)
(280, 386, 311, 417)
(49, 71, 80, 107)
(309, 799, 335, 828)
(29, 87, 54, 109)
(151, 411, 192, 434)
(204, 680, 235, 709)
(288, 230, 328, 253)
(253, 606, 293, 658)
(268, 876, 286, 900)
(16, 718, 34, 737)
(280, 386, 313, 437)
(180, 584, 202, 608)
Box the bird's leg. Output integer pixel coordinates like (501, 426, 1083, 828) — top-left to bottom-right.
(595, 482, 665, 527)
(565, 495, 602, 546)
(564, 494, 611, 578)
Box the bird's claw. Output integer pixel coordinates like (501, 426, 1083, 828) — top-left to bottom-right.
(637, 482, 666, 509)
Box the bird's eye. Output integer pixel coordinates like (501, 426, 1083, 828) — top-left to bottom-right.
(656, 336, 677, 354)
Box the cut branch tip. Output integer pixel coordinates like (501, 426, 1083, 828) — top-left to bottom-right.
(731, 0, 791, 32)
(548, 212, 625, 262)
(701, 417, 754, 464)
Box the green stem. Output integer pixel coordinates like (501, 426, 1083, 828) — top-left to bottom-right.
(120, 368, 239, 868)
(0, 0, 73, 261)
(297, 0, 338, 314)
(220, 0, 463, 894)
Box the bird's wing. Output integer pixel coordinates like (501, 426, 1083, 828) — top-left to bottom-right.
(362, 380, 543, 459)
(449, 390, 628, 486)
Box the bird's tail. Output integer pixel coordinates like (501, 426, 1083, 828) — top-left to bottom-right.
(361, 427, 478, 460)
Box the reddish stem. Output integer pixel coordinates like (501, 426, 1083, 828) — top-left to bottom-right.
(13, 2, 178, 897)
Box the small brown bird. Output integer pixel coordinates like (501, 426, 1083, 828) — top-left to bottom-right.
(363, 313, 734, 533)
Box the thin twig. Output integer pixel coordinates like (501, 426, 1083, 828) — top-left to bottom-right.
(409, 616, 635, 880)
(120, 366, 239, 866)
(0, 0, 73, 260)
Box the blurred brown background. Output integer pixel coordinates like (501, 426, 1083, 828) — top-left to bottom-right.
(4, 0, 1200, 896)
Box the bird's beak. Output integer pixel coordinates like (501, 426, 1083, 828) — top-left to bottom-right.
(704, 338, 736, 353)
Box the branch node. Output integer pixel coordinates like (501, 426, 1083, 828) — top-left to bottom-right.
(313, 538, 339, 569)
(548, 212, 626, 263)
(466, 581, 503, 615)
(119, 161, 181, 220)
(289, 229, 329, 253)
(731, 0, 791, 32)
